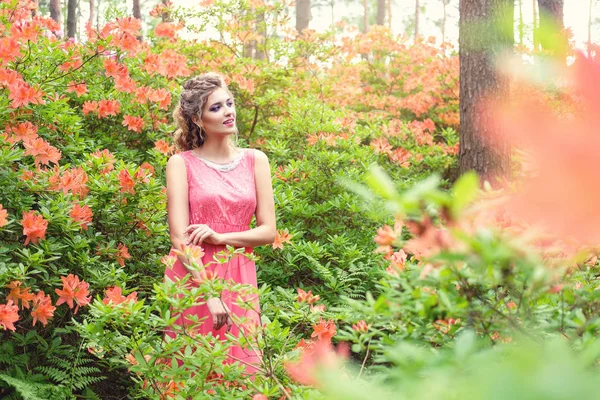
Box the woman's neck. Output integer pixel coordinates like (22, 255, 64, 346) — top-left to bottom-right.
(193, 137, 238, 162)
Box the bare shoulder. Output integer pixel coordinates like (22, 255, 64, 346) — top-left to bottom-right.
(167, 153, 186, 170)
(251, 148, 269, 164)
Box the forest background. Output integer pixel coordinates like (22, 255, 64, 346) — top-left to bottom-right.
(2, 0, 600, 399)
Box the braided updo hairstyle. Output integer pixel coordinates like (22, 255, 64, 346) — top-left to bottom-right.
(173, 72, 232, 151)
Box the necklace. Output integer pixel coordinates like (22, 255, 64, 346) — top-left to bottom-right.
(190, 149, 245, 172)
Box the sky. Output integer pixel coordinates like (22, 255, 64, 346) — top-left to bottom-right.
(173, 0, 599, 51)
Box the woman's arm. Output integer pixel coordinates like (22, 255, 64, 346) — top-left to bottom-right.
(222, 149, 276, 247)
(186, 149, 276, 248)
(166, 154, 203, 279)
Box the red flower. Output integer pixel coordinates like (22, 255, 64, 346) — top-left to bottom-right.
(0, 300, 19, 331)
(116, 243, 131, 267)
(0, 204, 8, 228)
(272, 229, 292, 249)
(55, 274, 91, 313)
(31, 291, 55, 327)
(118, 169, 135, 194)
(311, 318, 337, 342)
(102, 286, 137, 305)
(21, 210, 48, 245)
(70, 204, 93, 230)
(122, 115, 144, 132)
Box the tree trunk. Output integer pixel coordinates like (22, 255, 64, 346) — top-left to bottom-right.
(533, 0, 538, 50)
(519, 0, 524, 46)
(376, 0, 385, 25)
(296, 0, 311, 33)
(89, 0, 96, 29)
(133, 0, 141, 19)
(442, 0, 447, 42)
(49, 0, 61, 29)
(537, 0, 565, 59)
(162, 0, 172, 22)
(255, 11, 266, 60)
(458, 0, 512, 183)
(362, 0, 368, 33)
(66, 0, 77, 38)
(414, 0, 420, 40)
(588, 0, 593, 58)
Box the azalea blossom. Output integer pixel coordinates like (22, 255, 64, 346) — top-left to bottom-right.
(6, 281, 36, 309)
(0, 204, 8, 228)
(55, 274, 91, 313)
(272, 229, 292, 249)
(0, 300, 19, 331)
(21, 210, 48, 245)
(30, 291, 55, 326)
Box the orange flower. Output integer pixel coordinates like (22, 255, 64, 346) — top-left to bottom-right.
(82, 101, 98, 115)
(116, 243, 131, 267)
(58, 167, 89, 197)
(154, 22, 182, 39)
(0, 37, 21, 66)
(122, 115, 144, 132)
(55, 274, 91, 313)
(70, 204, 93, 230)
(351, 320, 371, 333)
(21, 210, 48, 245)
(102, 286, 137, 305)
(7, 121, 38, 142)
(489, 54, 600, 245)
(285, 338, 348, 387)
(96, 99, 120, 118)
(66, 82, 87, 96)
(374, 225, 397, 247)
(0, 204, 8, 228)
(0, 300, 19, 331)
(297, 288, 320, 304)
(8, 81, 44, 108)
(118, 169, 135, 194)
(272, 229, 292, 249)
(22, 137, 61, 166)
(6, 281, 36, 309)
(31, 291, 55, 327)
(154, 139, 173, 155)
(311, 318, 337, 342)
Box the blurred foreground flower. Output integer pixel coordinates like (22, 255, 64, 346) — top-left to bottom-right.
(488, 54, 600, 246)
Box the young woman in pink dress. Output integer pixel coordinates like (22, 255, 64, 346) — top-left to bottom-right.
(164, 73, 276, 371)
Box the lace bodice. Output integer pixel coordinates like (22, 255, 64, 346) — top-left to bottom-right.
(180, 149, 256, 230)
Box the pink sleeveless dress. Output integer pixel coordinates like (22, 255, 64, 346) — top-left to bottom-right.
(164, 148, 261, 371)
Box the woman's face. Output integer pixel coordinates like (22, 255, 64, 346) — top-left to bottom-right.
(199, 87, 236, 138)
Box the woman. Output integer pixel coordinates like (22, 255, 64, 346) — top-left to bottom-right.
(165, 72, 276, 370)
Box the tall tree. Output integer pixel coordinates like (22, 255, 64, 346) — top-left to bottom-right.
(441, 0, 448, 42)
(588, 0, 593, 58)
(519, 0, 524, 46)
(537, 0, 565, 58)
(49, 0, 61, 30)
(414, 0, 420, 40)
(133, 0, 141, 19)
(296, 0, 311, 33)
(66, 0, 77, 38)
(533, 0, 538, 50)
(376, 0, 386, 25)
(362, 0, 368, 32)
(89, 0, 96, 29)
(458, 0, 513, 182)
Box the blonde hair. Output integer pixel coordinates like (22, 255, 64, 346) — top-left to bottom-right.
(172, 72, 233, 151)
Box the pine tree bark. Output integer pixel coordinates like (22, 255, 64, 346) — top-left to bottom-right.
(414, 0, 420, 40)
(362, 0, 368, 33)
(89, 0, 96, 29)
(133, 0, 141, 19)
(376, 0, 385, 26)
(442, 0, 447, 42)
(66, 0, 77, 38)
(537, 0, 565, 58)
(588, 0, 593, 58)
(458, 0, 513, 183)
(296, 0, 311, 33)
(49, 0, 61, 29)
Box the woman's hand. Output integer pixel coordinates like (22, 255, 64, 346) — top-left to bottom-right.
(185, 224, 224, 245)
(206, 297, 232, 331)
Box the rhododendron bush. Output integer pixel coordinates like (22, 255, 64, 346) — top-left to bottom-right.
(6, 0, 599, 397)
